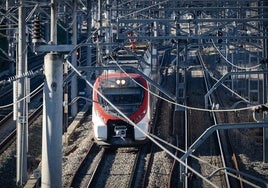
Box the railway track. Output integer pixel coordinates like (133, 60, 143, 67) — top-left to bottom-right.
(200, 52, 244, 187)
(185, 57, 227, 187)
(0, 87, 43, 155)
(168, 135, 181, 188)
(212, 76, 243, 187)
(0, 55, 44, 122)
(69, 53, 176, 188)
(141, 65, 177, 188)
(68, 143, 103, 187)
(181, 51, 244, 187)
(0, 105, 42, 155)
(69, 144, 145, 188)
(0, 112, 16, 154)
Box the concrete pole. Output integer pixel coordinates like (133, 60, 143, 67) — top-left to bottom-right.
(41, 53, 63, 187)
(41, 0, 63, 187)
(71, 0, 78, 117)
(16, 0, 28, 185)
(50, 0, 57, 44)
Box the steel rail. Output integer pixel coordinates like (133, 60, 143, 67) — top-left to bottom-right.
(68, 143, 102, 187)
(0, 105, 42, 155)
(85, 148, 107, 188)
(201, 52, 231, 188)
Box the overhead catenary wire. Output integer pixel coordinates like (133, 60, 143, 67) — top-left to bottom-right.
(150, 134, 265, 188)
(0, 83, 43, 109)
(107, 50, 267, 186)
(108, 52, 259, 113)
(63, 37, 263, 114)
(104, 47, 268, 186)
(62, 38, 266, 187)
(65, 58, 220, 188)
(67, 39, 263, 115)
(0, 68, 43, 86)
(117, 0, 170, 19)
(211, 39, 261, 70)
(197, 51, 252, 105)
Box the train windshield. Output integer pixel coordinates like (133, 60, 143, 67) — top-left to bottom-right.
(98, 84, 145, 116)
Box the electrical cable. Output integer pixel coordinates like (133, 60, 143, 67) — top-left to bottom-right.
(118, 0, 170, 19)
(64, 34, 268, 188)
(107, 50, 266, 186)
(150, 133, 265, 188)
(0, 83, 43, 109)
(68, 38, 262, 113)
(108, 51, 258, 113)
(103, 47, 268, 186)
(0, 68, 43, 86)
(198, 51, 251, 104)
(65, 58, 220, 188)
(211, 39, 261, 70)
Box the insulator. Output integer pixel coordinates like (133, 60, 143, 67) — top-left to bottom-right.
(32, 15, 42, 42)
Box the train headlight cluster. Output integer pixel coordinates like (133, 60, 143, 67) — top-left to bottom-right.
(116, 79, 126, 86)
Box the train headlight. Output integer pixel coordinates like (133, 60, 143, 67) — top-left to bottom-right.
(116, 79, 121, 85)
(121, 79, 126, 85)
(116, 79, 126, 86)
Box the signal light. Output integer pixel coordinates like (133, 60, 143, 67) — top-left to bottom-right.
(218, 30, 223, 36)
(76, 50, 81, 60)
(217, 30, 223, 43)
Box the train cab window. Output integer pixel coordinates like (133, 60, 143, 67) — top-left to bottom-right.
(98, 87, 144, 116)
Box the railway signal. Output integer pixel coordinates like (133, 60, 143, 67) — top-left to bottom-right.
(217, 30, 223, 43)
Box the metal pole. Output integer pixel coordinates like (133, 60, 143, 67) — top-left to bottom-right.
(98, 0, 102, 36)
(86, 0, 92, 100)
(16, 0, 28, 185)
(71, 0, 78, 117)
(41, 53, 63, 187)
(152, 21, 158, 68)
(6, 0, 15, 75)
(263, 0, 268, 163)
(25, 51, 29, 154)
(105, 0, 111, 54)
(97, 0, 102, 65)
(63, 61, 68, 145)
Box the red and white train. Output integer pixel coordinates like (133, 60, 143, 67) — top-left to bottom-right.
(91, 44, 157, 146)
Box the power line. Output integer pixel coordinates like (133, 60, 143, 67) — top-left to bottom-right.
(65, 57, 220, 187)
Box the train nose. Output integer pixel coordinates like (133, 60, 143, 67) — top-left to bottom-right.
(114, 126, 127, 137)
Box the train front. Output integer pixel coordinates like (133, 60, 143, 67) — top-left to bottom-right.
(92, 73, 150, 146)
